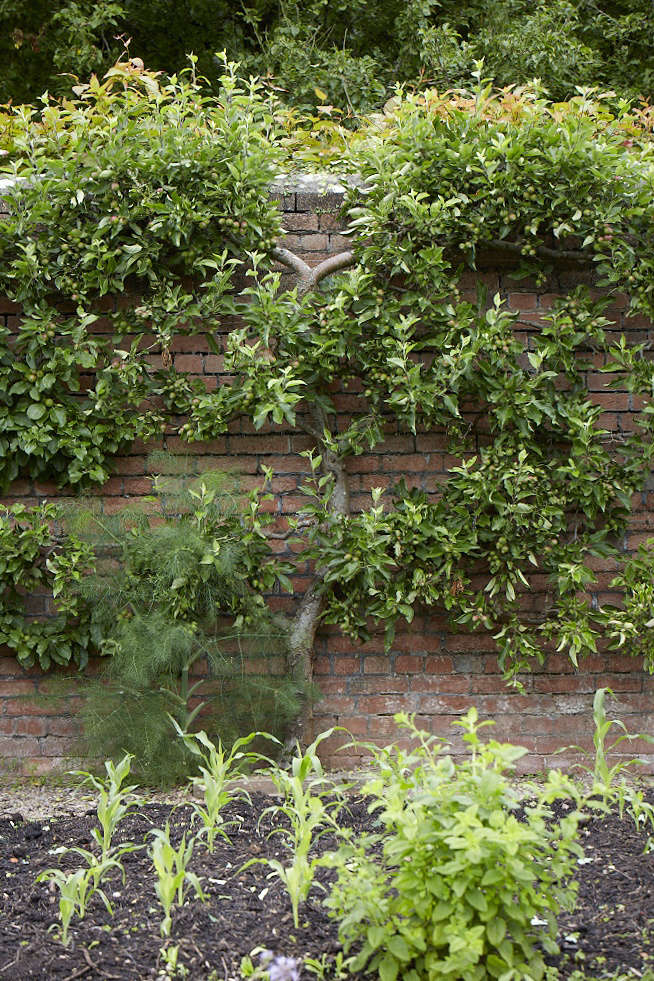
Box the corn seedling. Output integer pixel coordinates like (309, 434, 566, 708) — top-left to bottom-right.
(72, 753, 141, 860)
(567, 688, 654, 826)
(304, 951, 352, 980)
(37, 853, 122, 946)
(149, 824, 206, 937)
(158, 943, 189, 979)
(173, 723, 278, 852)
(241, 730, 344, 929)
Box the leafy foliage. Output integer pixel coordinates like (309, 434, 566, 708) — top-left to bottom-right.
(241, 730, 341, 929)
(2, 0, 654, 111)
(178, 82, 654, 680)
(323, 711, 583, 981)
(149, 822, 206, 937)
(36, 753, 140, 946)
(3, 70, 654, 687)
(0, 58, 281, 490)
(57, 464, 303, 784)
(179, 727, 276, 852)
(0, 501, 94, 669)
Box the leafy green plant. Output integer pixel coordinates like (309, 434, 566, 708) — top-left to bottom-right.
(3, 0, 654, 110)
(175, 725, 278, 851)
(323, 711, 583, 981)
(567, 687, 654, 827)
(149, 824, 206, 937)
(72, 753, 141, 860)
(158, 943, 189, 979)
(0, 56, 282, 492)
(242, 730, 342, 929)
(4, 65, 654, 706)
(0, 502, 94, 669)
(174, 77, 654, 694)
(36, 857, 121, 946)
(304, 951, 352, 980)
(601, 539, 654, 672)
(36, 753, 141, 945)
(57, 464, 305, 784)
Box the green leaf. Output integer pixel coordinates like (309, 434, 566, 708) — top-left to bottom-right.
(387, 936, 411, 961)
(366, 924, 387, 949)
(487, 917, 507, 945)
(26, 403, 46, 420)
(379, 954, 399, 981)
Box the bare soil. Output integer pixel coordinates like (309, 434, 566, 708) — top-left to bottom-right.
(0, 785, 653, 979)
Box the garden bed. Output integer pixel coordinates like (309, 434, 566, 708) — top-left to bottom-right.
(1, 788, 654, 980)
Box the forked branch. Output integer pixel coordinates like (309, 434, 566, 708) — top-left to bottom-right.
(272, 246, 355, 295)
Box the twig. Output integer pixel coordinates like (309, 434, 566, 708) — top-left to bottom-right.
(82, 948, 120, 980)
(486, 239, 590, 263)
(0, 952, 21, 975)
(63, 963, 90, 981)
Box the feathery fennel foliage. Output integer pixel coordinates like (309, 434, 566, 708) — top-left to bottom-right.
(59, 461, 306, 785)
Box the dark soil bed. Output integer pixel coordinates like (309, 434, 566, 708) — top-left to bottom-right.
(1, 792, 653, 980)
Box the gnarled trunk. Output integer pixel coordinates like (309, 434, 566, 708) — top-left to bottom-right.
(268, 246, 355, 744)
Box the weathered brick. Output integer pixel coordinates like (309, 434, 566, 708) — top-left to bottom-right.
(0, 736, 41, 758)
(282, 213, 320, 232)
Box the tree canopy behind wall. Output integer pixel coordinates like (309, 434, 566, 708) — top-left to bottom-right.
(2, 0, 654, 111)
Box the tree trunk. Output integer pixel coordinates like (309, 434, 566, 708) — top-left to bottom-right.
(272, 246, 355, 747)
(286, 414, 350, 746)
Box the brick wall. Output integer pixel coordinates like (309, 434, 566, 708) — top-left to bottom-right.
(1, 174, 653, 775)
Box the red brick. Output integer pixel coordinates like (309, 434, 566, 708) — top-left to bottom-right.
(45, 718, 79, 737)
(15, 717, 48, 737)
(359, 695, 414, 715)
(394, 654, 423, 673)
(446, 634, 496, 653)
(363, 656, 392, 674)
(0, 680, 40, 696)
(415, 675, 470, 694)
(204, 355, 224, 372)
(282, 213, 320, 232)
(114, 456, 147, 475)
(425, 655, 454, 674)
(508, 293, 538, 311)
(392, 633, 441, 654)
(381, 454, 429, 472)
(348, 676, 410, 694)
(419, 694, 474, 714)
(5, 480, 32, 497)
(33, 481, 60, 497)
(174, 354, 203, 373)
(335, 716, 369, 736)
(281, 233, 329, 252)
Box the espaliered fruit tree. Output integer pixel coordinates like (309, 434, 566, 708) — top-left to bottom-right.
(1, 60, 654, 747)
